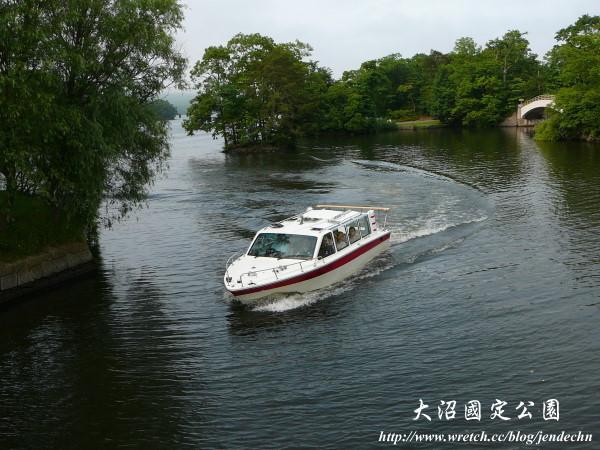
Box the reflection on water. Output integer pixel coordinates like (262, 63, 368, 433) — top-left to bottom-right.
(1, 121, 599, 447)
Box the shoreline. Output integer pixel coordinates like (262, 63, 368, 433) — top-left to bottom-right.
(0, 241, 96, 306)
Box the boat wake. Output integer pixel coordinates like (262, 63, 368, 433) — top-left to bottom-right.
(390, 215, 487, 245)
(350, 159, 479, 189)
(301, 153, 338, 163)
(249, 258, 393, 312)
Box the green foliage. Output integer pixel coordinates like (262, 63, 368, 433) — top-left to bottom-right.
(152, 99, 178, 120)
(184, 33, 327, 150)
(314, 30, 550, 132)
(0, 192, 85, 261)
(431, 31, 543, 127)
(0, 0, 186, 241)
(430, 65, 458, 124)
(533, 115, 564, 141)
(536, 15, 600, 141)
(338, 52, 443, 121)
(374, 118, 400, 131)
(453, 37, 482, 56)
(387, 109, 418, 121)
(300, 50, 450, 136)
(317, 82, 376, 134)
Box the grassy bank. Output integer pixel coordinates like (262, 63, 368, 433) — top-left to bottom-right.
(0, 192, 86, 262)
(396, 119, 443, 129)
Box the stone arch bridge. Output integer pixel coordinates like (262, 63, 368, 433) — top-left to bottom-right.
(502, 94, 555, 127)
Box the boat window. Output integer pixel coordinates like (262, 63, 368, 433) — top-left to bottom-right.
(333, 226, 349, 251)
(347, 220, 360, 243)
(248, 233, 317, 260)
(359, 215, 371, 238)
(318, 232, 336, 258)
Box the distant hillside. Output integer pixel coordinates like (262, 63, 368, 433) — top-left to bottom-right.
(161, 90, 196, 115)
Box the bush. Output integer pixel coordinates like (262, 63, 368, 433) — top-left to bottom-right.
(0, 192, 85, 262)
(375, 118, 400, 130)
(534, 116, 565, 141)
(387, 109, 418, 122)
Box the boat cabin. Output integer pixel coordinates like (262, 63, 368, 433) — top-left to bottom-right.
(245, 206, 384, 262)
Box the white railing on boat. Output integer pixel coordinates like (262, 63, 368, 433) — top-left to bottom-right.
(225, 248, 313, 287)
(316, 205, 390, 211)
(233, 258, 313, 288)
(225, 249, 245, 274)
(316, 204, 390, 229)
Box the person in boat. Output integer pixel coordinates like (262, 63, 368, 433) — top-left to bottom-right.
(348, 227, 359, 243)
(335, 231, 348, 250)
(348, 227, 358, 244)
(318, 234, 335, 258)
(290, 238, 314, 259)
(265, 235, 288, 257)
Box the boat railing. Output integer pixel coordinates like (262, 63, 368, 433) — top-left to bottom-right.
(316, 205, 390, 211)
(238, 258, 311, 287)
(225, 249, 246, 275)
(315, 205, 390, 229)
(226, 247, 314, 287)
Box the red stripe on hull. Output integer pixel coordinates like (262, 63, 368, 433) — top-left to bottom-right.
(229, 232, 391, 296)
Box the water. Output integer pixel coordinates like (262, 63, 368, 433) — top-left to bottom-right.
(1, 121, 599, 448)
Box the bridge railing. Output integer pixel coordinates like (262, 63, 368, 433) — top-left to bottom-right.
(520, 94, 555, 107)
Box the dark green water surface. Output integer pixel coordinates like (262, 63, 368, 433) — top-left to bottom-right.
(1, 121, 599, 448)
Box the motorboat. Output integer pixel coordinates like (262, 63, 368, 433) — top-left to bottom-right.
(224, 205, 391, 303)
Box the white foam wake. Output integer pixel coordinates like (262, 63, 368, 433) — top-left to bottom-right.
(249, 257, 395, 312)
(391, 216, 487, 245)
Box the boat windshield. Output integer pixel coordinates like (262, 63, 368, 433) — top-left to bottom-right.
(247, 233, 317, 260)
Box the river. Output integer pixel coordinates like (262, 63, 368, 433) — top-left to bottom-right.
(1, 119, 599, 448)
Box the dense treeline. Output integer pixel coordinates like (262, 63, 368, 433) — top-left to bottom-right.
(185, 15, 599, 149)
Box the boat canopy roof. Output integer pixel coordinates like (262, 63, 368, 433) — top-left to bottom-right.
(258, 207, 370, 237)
(254, 205, 391, 238)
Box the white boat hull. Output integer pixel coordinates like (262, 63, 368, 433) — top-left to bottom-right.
(227, 232, 391, 303)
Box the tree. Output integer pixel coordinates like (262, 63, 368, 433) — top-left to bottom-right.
(184, 33, 325, 150)
(536, 15, 600, 141)
(0, 0, 186, 234)
(452, 37, 481, 57)
(430, 36, 500, 126)
(152, 99, 179, 120)
(430, 65, 457, 123)
(333, 53, 443, 123)
(486, 30, 536, 84)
